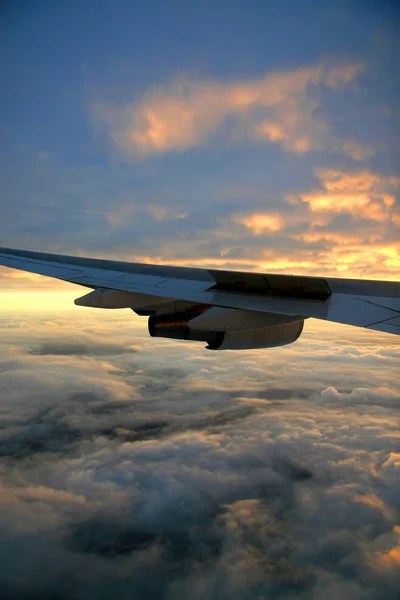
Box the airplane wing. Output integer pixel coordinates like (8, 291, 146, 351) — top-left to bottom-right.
(0, 246, 399, 349)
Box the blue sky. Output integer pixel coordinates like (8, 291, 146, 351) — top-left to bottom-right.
(1, 0, 399, 285)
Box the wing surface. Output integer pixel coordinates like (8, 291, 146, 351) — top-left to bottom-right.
(0, 247, 399, 336)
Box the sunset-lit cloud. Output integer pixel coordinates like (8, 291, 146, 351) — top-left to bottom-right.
(300, 169, 399, 221)
(234, 212, 284, 234)
(95, 62, 367, 158)
(353, 493, 394, 519)
(283, 168, 400, 277)
(368, 526, 400, 572)
(377, 546, 400, 569)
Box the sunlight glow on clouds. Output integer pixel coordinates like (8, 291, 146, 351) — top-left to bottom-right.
(95, 62, 368, 159)
(293, 169, 400, 276)
(235, 213, 284, 234)
(209, 166, 399, 279)
(300, 169, 399, 221)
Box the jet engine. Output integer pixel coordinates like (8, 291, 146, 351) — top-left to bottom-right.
(148, 309, 304, 350)
(205, 320, 304, 350)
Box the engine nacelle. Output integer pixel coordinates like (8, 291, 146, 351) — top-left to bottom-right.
(206, 320, 304, 350)
(148, 311, 304, 350)
(148, 311, 224, 347)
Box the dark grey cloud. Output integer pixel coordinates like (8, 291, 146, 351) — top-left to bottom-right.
(0, 420, 81, 460)
(97, 404, 257, 444)
(0, 390, 257, 460)
(30, 340, 137, 357)
(0, 312, 399, 599)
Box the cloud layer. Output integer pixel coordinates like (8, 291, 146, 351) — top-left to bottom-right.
(0, 310, 399, 599)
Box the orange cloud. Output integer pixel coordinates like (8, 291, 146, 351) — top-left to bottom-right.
(214, 167, 399, 279)
(257, 121, 285, 142)
(291, 238, 400, 278)
(304, 193, 389, 221)
(353, 493, 394, 519)
(291, 169, 399, 277)
(383, 453, 400, 469)
(377, 546, 400, 568)
(371, 526, 400, 572)
(95, 62, 366, 158)
(235, 213, 284, 234)
(301, 170, 399, 222)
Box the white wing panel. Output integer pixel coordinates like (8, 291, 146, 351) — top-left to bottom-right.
(69, 270, 170, 288)
(322, 294, 399, 328)
(352, 296, 400, 313)
(368, 320, 400, 335)
(0, 255, 81, 279)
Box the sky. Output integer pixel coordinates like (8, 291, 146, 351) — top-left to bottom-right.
(0, 1, 399, 598)
(0, 0, 399, 289)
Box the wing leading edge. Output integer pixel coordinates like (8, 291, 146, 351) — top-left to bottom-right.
(0, 246, 399, 337)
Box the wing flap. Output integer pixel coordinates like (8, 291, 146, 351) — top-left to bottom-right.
(209, 270, 331, 300)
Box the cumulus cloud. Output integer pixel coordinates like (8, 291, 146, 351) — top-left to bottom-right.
(317, 386, 400, 409)
(0, 311, 399, 598)
(94, 62, 369, 159)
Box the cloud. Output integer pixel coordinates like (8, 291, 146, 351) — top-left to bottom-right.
(317, 386, 400, 409)
(29, 340, 137, 357)
(202, 165, 399, 279)
(147, 204, 189, 222)
(94, 62, 367, 159)
(234, 213, 284, 234)
(0, 311, 399, 598)
(290, 168, 400, 276)
(0, 270, 77, 291)
(300, 169, 399, 222)
(0, 419, 81, 460)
